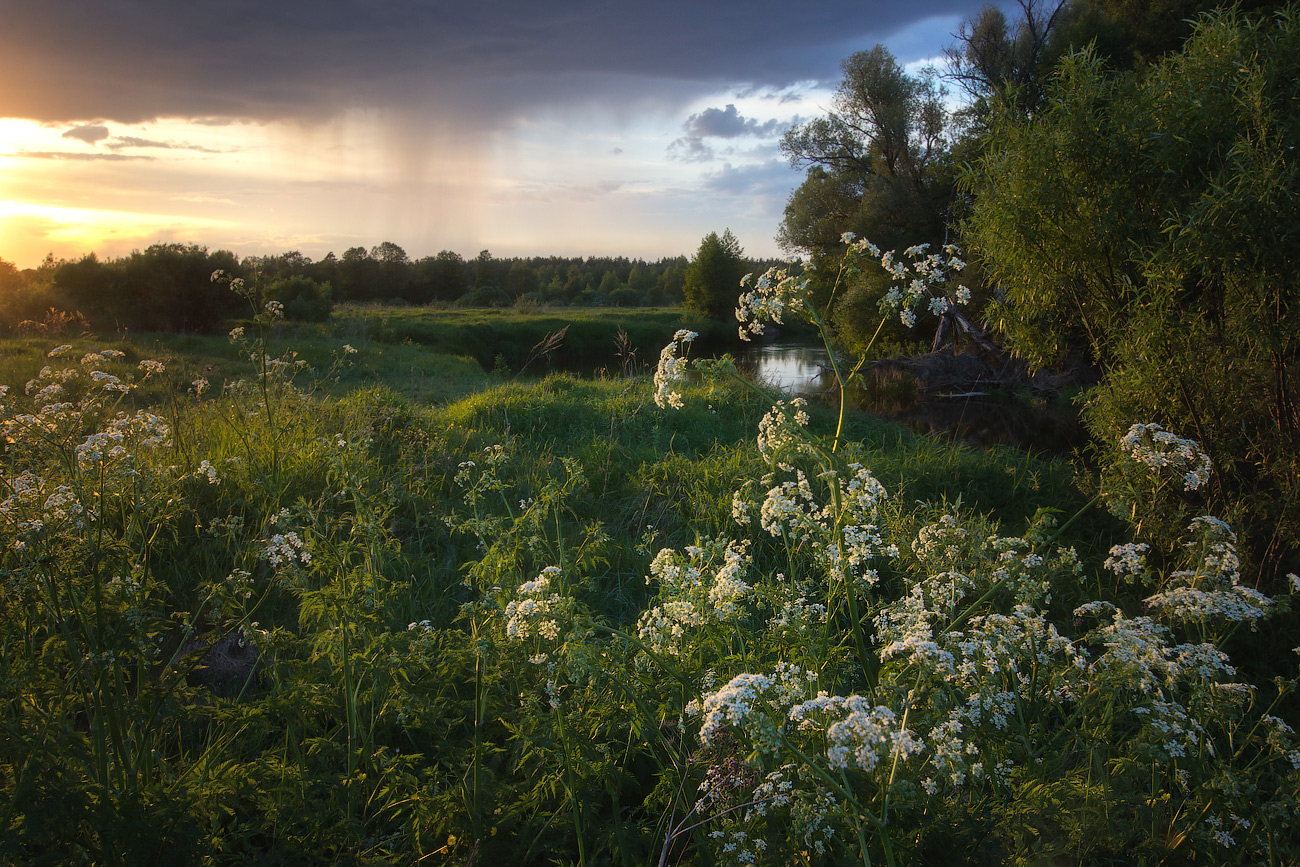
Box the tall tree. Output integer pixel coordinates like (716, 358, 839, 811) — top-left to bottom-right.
(684, 230, 746, 319)
(780, 45, 954, 260)
(944, 0, 1067, 113)
(778, 45, 958, 354)
(417, 251, 468, 302)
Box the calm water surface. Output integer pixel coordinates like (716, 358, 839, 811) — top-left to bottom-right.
(736, 339, 1084, 456)
(737, 340, 836, 394)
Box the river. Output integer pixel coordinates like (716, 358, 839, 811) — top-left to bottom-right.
(736, 339, 1085, 457)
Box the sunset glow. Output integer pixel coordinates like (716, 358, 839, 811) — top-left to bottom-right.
(0, 4, 976, 269)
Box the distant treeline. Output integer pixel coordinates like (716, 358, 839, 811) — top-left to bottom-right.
(0, 242, 781, 334)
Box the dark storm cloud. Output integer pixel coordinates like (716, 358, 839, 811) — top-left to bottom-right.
(684, 105, 785, 140)
(668, 104, 794, 162)
(0, 0, 983, 123)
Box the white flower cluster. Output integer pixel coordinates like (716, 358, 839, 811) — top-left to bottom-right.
(1261, 714, 1300, 771)
(1131, 699, 1209, 760)
(653, 329, 697, 410)
(767, 592, 828, 634)
(877, 580, 1083, 790)
(758, 470, 821, 541)
(698, 663, 819, 751)
(755, 400, 811, 469)
(1142, 516, 1272, 624)
(986, 535, 1057, 606)
(25, 365, 79, 404)
(75, 411, 172, 467)
(264, 531, 311, 567)
(1104, 542, 1150, 580)
(1, 472, 97, 547)
(735, 265, 811, 341)
(196, 460, 220, 485)
(89, 370, 130, 393)
(19, 352, 157, 421)
(789, 693, 924, 772)
(911, 514, 970, 569)
(80, 349, 125, 365)
(504, 566, 572, 641)
(636, 542, 752, 656)
(875, 242, 969, 328)
(1119, 423, 1213, 491)
(41, 486, 87, 530)
(1084, 609, 1235, 695)
(751, 462, 893, 585)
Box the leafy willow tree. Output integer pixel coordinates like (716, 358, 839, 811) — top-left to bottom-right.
(50, 244, 238, 332)
(1049, 0, 1293, 69)
(944, 0, 1067, 114)
(945, 0, 1294, 119)
(961, 8, 1300, 579)
(683, 230, 746, 319)
(780, 46, 954, 260)
(778, 45, 959, 355)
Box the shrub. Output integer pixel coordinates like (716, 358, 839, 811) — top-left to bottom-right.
(961, 9, 1300, 581)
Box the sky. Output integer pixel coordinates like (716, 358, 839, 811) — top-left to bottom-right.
(0, 0, 992, 270)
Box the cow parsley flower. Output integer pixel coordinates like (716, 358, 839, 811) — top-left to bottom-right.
(265, 531, 311, 567)
(1104, 542, 1150, 580)
(1119, 423, 1212, 490)
(196, 460, 220, 484)
(735, 265, 810, 340)
(755, 399, 810, 468)
(653, 329, 696, 409)
(504, 567, 572, 642)
(788, 694, 924, 772)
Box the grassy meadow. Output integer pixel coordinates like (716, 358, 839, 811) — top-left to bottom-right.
(1, 301, 1297, 865)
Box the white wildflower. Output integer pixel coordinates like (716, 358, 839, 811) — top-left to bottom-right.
(653, 329, 696, 410)
(1119, 423, 1212, 490)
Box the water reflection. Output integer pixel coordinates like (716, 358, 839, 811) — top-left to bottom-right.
(738, 341, 834, 394)
(736, 340, 1084, 456)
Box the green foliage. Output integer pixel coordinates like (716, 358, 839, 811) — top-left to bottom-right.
(778, 45, 959, 354)
(50, 244, 240, 333)
(683, 230, 747, 319)
(2, 241, 1297, 864)
(267, 274, 333, 322)
(961, 8, 1300, 579)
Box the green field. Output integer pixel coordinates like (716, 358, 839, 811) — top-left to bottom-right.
(1, 306, 1297, 865)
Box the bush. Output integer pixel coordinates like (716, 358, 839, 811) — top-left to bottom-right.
(456, 285, 512, 308)
(267, 274, 333, 321)
(961, 9, 1300, 581)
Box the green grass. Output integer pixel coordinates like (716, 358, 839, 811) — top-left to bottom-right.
(2, 320, 1294, 866)
(0, 305, 742, 406)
